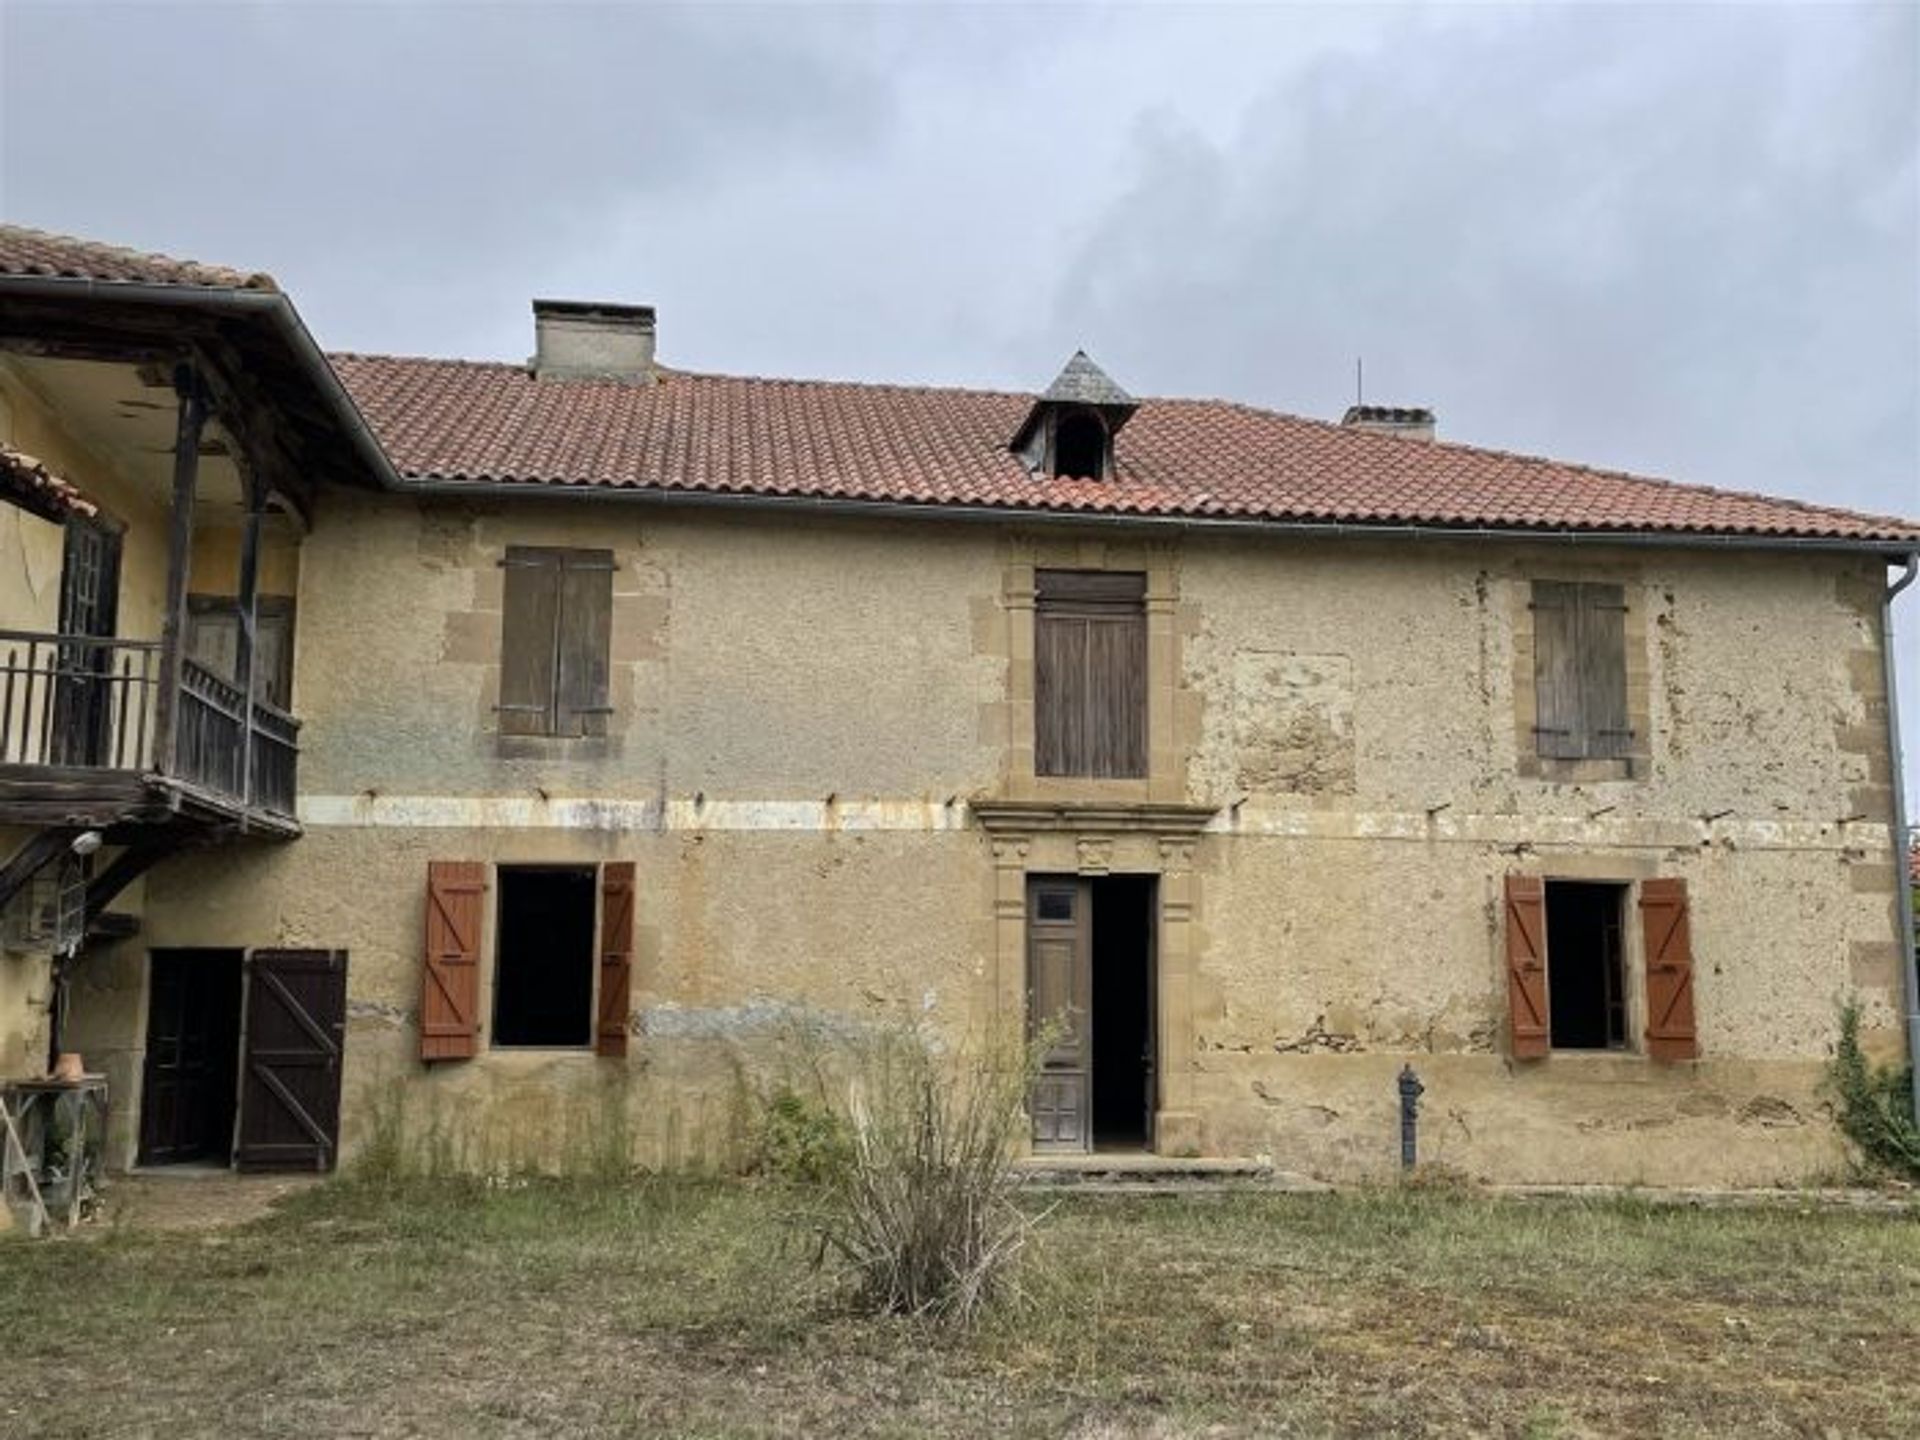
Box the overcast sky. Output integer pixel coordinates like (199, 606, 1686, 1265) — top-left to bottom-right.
(3, 1, 1918, 806)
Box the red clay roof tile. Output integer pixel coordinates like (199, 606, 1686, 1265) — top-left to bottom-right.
(330, 354, 1920, 545)
(0, 224, 276, 292)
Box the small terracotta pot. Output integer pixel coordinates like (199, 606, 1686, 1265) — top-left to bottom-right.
(51, 1051, 84, 1083)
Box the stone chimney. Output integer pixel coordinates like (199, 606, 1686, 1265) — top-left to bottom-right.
(1341, 405, 1435, 442)
(531, 299, 656, 382)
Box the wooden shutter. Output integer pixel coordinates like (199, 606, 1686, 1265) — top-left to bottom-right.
(1531, 580, 1631, 759)
(422, 861, 485, 1061)
(1504, 873, 1550, 1059)
(1530, 580, 1583, 758)
(499, 548, 561, 736)
(557, 552, 614, 738)
(1034, 570, 1147, 778)
(597, 861, 635, 1057)
(1639, 877, 1698, 1061)
(236, 949, 347, 1172)
(1577, 584, 1631, 759)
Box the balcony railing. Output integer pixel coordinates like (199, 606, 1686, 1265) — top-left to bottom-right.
(0, 629, 298, 823)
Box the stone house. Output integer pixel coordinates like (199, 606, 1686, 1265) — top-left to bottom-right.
(0, 224, 1915, 1185)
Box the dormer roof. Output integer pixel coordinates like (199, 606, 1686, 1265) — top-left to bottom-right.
(1010, 350, 1138, 464)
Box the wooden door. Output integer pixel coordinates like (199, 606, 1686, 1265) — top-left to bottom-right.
(236, 950, 348, 1172)
(52, 518, 121, 765)
(138, 950, 242, 1166)
(1028, 878, 1092, 1152)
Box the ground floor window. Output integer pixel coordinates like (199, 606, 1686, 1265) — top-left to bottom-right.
(1544, 880, 1628, 1049)
(492, 866, 597, 1047)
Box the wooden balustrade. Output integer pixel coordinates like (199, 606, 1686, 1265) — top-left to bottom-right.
(0, 631, 298, 823)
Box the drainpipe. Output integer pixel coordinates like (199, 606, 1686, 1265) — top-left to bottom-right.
(1883, 552, 1920, 1129)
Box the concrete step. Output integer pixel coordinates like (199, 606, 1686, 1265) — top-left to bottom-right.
(1013, 1153, 1328, 1191)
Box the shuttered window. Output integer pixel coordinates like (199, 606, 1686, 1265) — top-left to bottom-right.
(1035, 570, 1147, 778)
(1531, 580, 1631, 760)
(499, 547, 614, 738)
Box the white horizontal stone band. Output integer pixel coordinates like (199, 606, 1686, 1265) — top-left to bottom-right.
(294, 793, 1887, 851)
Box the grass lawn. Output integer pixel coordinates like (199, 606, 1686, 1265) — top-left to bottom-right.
(2, 1177, 1916, 1439)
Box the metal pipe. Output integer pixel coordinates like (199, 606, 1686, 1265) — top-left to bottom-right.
(1881, 552, 1920, 1128)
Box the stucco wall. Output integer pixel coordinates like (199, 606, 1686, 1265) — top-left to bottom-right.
(111, 490, 1907, 1183)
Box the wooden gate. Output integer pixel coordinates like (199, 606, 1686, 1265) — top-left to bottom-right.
(236, 950, 348, 1172)
(1028, 878, 1092, 1152)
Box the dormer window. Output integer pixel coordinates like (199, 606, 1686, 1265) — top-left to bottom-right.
(1011, 351, 1137, 482)
(1052, 408, 1109, 481)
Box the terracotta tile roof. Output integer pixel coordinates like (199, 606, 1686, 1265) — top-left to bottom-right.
(0, 445, 97, 521)
(329, 354, 1920, 545)
(0, 224, 276, 292)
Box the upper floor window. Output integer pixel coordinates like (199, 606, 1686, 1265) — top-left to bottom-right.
(1051, 409, 1110, 481)
(1530, 579, 1630, 760)
(498, 546, 613, 738)
(1035, 569, 1147, 778)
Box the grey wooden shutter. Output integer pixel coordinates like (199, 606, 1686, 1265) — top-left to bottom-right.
(1530, 580, 1584, 758)
(556, 551, 614, 738)
(1577, 583, 1631, 758)
(499, 548, 562, 735)
(1035, 571, 1147, 777)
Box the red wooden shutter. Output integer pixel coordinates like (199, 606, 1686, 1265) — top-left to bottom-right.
(1639, 877, 1698, 1061)
(1505, 874, 1550, 1059)
(597, 861, 635, 1057)
(422, 861, 485, 1061)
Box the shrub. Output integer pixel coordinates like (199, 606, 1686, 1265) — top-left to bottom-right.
(804, 1021, 1044, 1326)
(1823, 1000, 1920, 1180)
(756, 1086, 853, 1186)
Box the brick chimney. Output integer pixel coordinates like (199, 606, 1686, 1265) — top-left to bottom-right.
(531, 299, 656, 382)
(1341, 405, 1435, 442)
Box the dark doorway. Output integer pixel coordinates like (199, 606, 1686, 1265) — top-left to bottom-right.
(1027, 874, 1157, 1153)
(1545, 881, 1628, 1049)
(237, 950, 348, 1172)
(138, 949, 243, 1166)
(1090, 876, 1155, 1148)
(492, 866, 597, 1048)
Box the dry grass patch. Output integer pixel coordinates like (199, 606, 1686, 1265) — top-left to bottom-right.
(1, 1177, 1915, 1438)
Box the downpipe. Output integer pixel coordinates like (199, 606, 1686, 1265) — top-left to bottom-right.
(1883, 552, 1920, 1129)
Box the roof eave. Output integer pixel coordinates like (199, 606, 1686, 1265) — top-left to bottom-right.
(388, 475, 1920, 555)
(0, 272, 407, 495)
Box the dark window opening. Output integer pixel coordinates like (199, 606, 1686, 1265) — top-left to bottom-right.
(1090, 875, 1156, 1149)
(1545, 881, 1628, 1049)
(492, 866, 597, 1047)
(1034, 569, 1148, 778)
(1052, 409, 1109, 480)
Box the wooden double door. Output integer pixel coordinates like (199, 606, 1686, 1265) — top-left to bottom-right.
(1027, 876, 1157, 1154)
(139, 949, 348, 1172)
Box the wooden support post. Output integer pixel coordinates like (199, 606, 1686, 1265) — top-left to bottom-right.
(149, 367, 205, 778)
(233, 477, 265, 811)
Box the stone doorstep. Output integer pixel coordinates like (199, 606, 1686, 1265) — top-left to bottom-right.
(1011, 1154, 1326, 1189)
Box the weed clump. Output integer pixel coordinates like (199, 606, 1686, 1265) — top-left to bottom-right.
(1823, 1000, 1920, 1180)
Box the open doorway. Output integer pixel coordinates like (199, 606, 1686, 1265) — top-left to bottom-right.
(1028, 874, 1157, 1153)
(138, 949, 243, 1166)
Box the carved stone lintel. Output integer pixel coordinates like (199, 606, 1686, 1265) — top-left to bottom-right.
(1075, 838, 1113, 875)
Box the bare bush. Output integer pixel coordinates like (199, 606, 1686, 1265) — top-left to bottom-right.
(803, 1021, 1044, 1326)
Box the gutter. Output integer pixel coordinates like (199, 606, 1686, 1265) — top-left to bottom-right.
(1882, 552, 1920, 1129)
(390, 474, 1920, 556)
(4, 273, 1917, 557)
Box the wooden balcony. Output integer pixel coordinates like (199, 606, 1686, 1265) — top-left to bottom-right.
(0, 629, 298, 836)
